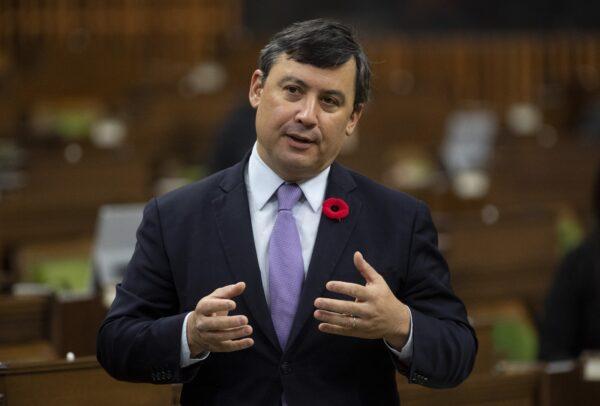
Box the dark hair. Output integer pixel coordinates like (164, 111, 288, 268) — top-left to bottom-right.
(258, 19, 371, 112)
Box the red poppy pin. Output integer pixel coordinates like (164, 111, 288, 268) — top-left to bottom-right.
(322, 197, 349, 221)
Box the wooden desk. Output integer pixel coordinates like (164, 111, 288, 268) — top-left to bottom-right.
(539, 361, 600, 406)
(0, 145, 149, 267)
(397, 371, 540, 405)
(0, 295, 52, 344)
(0, 341, 57, 365)
(0, 357, 172, 406)
(0, 294, 107, 363)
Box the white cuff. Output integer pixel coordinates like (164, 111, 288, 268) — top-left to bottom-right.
(180, 312, 210, 367)
(384, 307, 413, 363)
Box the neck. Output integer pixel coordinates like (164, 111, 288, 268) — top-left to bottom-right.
(255, 143, 318, 183)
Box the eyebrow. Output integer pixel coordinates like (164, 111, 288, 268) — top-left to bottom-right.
(277, 75, 347, 105)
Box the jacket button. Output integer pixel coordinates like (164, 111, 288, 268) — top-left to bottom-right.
(280, 362, 292, 375)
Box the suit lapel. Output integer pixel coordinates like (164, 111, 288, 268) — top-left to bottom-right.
(212, 160, 281, 352)
(286, 163, 362, 351)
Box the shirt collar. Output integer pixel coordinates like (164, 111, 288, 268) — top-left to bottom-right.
(247, 142, 330, 212)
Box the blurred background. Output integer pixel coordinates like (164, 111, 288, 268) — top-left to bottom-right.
(0, 1, 599, 405)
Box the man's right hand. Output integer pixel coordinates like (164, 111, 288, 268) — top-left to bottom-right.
(186, 282, 254, 357)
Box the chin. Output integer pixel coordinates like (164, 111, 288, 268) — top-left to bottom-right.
(276, 158, 319, 181)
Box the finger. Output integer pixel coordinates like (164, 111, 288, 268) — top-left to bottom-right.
(314, 310, 359, 329)
(314, 298, 367, 318)
(203, 325, 253, 342)
(210, 282, 246, 299)
(353, 252, 380, 283)
(318, 323, 360, 338)
(197, 315, 248, 331)
(197, 297, 237, 315)
(217, 338, 254, 352)
(325, 280, 369, 301)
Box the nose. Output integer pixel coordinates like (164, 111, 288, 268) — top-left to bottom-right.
(294, 96, 318, 127)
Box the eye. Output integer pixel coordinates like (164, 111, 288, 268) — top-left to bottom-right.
(285, 85, 301, 95)
(321, 96, 340, 107)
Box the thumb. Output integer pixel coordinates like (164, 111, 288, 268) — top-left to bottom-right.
(353, 251, 379, 283)
(211, 281, 246, 299)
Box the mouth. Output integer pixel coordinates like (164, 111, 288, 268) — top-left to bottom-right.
(286, 133, 315, 144)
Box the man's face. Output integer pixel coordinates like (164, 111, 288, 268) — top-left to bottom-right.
(249, 54, 363, 182)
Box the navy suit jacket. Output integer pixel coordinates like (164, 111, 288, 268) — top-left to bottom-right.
(97, 157, 477, 405)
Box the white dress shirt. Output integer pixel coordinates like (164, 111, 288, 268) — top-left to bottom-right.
(180, 143, 413, 367)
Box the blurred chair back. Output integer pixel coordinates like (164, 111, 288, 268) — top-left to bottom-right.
(93, 204, 144, 306)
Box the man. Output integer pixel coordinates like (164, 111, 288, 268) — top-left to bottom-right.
(539, 166, 600, 361)
(97, 19, 477, 405)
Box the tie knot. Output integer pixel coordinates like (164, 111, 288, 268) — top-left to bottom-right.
(276, 183, 302, 211)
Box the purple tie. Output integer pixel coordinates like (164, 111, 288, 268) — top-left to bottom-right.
(269, 183, 305, 350)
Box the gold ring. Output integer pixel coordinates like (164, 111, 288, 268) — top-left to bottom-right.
(351, 315, 357, 329)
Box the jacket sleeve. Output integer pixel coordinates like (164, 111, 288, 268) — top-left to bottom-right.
(96, 198, 202, 384)
(394, 201, 478, 388)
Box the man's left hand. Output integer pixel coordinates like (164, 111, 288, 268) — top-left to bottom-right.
(314, 251, 411, 350)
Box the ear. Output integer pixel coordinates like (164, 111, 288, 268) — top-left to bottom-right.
(345, 103, 364, 136)
(249, 69, 264, 108)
